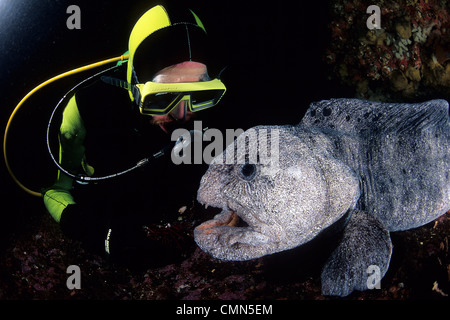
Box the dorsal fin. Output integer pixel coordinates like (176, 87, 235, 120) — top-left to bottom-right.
(300, 98, 449, 135)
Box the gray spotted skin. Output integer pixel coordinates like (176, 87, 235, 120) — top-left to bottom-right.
(320, 210, 393, 297)
(302, 99, 450, 231)
(195, 125, 361, 261)
(194, 98, 450, 296)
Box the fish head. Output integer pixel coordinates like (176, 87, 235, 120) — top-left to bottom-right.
(194, 125, 360, 261)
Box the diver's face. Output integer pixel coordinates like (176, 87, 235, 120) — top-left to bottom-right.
(151, 61, 208, 133)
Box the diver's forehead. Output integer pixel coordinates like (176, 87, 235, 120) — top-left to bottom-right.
(152, 61, 208, 83)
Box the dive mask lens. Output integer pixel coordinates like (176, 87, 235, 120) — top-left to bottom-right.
(141, 92, 184, 115)
(190, 89, 225, 112)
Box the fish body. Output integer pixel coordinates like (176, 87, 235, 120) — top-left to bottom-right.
(194, 98, 450, 296)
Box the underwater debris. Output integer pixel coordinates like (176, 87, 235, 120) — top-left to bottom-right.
(432, 281, 448, 296)
(327, 0, 450, 100)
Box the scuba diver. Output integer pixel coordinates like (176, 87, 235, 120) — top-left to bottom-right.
(41, 5, 226, 267)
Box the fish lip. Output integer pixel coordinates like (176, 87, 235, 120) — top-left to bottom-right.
(194, 199, 277, 259)
(195, 205, 251, 232)
(226, 199, 267, 230)
(195, 197, 273, 239)
(196, 193, 266, 231)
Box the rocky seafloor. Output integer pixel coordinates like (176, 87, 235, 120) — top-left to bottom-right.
(0, 200, 448, 301)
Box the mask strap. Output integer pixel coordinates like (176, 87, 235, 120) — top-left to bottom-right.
(217, 66, 228, 80)
(101, 76, 141, 105)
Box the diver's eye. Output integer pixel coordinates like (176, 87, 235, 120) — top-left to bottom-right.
(238, 163, 257, 181)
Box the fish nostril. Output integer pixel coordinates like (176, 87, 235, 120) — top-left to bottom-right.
(239, 163, 257, 181)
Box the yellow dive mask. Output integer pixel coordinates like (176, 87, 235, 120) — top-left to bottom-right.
(135, 78, 226, 115)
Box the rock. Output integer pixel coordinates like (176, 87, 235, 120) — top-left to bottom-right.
(395, 22, 412, 39)
(405, 67, 421, 82)
(390, 71, 409, 91)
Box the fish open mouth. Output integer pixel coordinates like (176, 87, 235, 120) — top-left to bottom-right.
(195, 207, 249, 235)
(194, 203, 275, 261)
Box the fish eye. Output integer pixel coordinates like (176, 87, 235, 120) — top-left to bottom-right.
(238, 163, 257, 181)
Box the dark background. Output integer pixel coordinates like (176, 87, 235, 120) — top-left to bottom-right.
(0, 0, 342, 250)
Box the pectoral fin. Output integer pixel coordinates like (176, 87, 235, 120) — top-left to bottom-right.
(321, 210, 392, 297)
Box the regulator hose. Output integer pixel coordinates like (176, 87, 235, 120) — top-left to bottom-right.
(3, 54, 129, 197)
